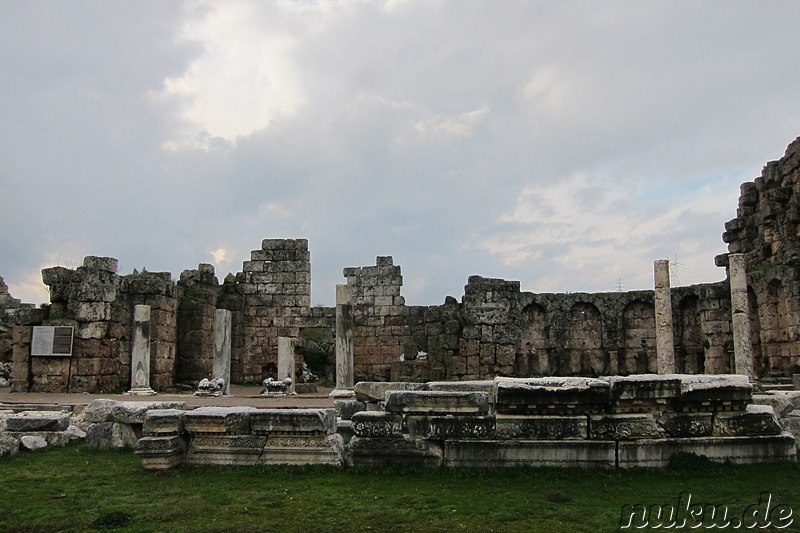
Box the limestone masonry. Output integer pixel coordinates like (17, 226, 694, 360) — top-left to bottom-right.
(3, 136, 800, 393)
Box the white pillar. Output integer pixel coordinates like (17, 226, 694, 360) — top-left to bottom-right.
(654, 260, 675, 375)
(277, 336, 297, 394)
(213, 309, 232, 395)
(729, 254, 754, 380)
(126, 304, 156, 395)
(330, 284, 355, 397)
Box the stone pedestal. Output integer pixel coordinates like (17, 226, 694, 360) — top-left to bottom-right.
(729, 254, 754, 380)
(126, 305, 156, 396)
(330, 284, 354, 398)
(654, 260, 675, 374)
(213, 309, 232, 395)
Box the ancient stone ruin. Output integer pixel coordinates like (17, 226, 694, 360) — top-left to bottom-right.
(2, 136, 800, 469)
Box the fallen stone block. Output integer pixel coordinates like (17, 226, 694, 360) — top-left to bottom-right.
(354, 382, 425, 403)
(185, 435, 267, 466)
(494, 377, 610, 415)
(249, 409, 336, 435)
(6, 411, 70, 432)
(713, 405, 783, 437)
(443, 439, 616, 468)
(86, 421, 138, 450)
(142, 409, 186, 436)
(20, 435, 47, 451)
(495, 415, 588, 440)
(184, 407, 256, 435)
(617, 434, 796, 468)
(678, 375, 752, 412)
(111, 401, 187, 425)
(0, 434, 19, 456)
(347, 435, 443, 467)
(589, 413, 664, 440)
(384, 391, 490, 415)
(136, 435, 186, 470)
(656, 412, 713, 438)
(406, 415, 496, 440)
(351, 412, 404, 439)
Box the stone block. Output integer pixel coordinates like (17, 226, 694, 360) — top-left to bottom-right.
(656, 412, 713, 438)
(20, 435, 48, 451)
(443, 440, 616, 468)
(608, 375, 681, 412)
(185, 434, 267, 466)
(257, 434, 344, 466)
(678, 374, 752, 411)
(617, 434, 797, 468)
(494, 377, 610, 415)
(353, 381, 425, 403)
(589, 413, 664, 440)
(495, 415, 588, 440)
(86, 421, 139, 450)
(84, 400, 118, 423)
(406, 415, 496, 440)
(384, 391, 490, 415)
(347, 436, 443, 467)
(351, 412, 404, 438)
(0, 434, 19, 457)
(7, 431, 72, 448)
(142, 409, 187, 436)
(6, 411, 70, 432)
(713, 405, 783, 436)
(136, 435, 186, 470)
(249, 409, 336, 435)
(82, 256, 118, 273)
(335, 400, 366, 421)
(184, 407, 256, 435)
(111, 401, 187, 425)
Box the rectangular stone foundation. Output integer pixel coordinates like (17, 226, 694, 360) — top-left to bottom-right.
(443, 440, 616, 468)
(617, 433, 797, 468)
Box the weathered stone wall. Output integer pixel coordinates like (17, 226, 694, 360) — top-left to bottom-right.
(7, 136, 800, 391)
(343, 256, 408, 381)
(721, 136, 800, 374)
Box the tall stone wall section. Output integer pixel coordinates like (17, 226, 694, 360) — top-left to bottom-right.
(343, 257, 408, 381)
(232, 239, 311, 383)
(175, 264, 219, 383)
(721, 136, 800, 374)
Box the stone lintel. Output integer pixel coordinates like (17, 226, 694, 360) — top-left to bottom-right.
(495, 415, 588, 440)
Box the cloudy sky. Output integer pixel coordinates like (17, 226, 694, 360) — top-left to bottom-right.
(2, 0, 799, 307)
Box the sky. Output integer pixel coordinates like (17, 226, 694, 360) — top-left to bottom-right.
(2, 0, 800, 307)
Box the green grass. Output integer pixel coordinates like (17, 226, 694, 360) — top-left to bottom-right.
(0, 445, 798, 532)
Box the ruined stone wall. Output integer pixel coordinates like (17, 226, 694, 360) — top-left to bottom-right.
(175, 264, 219, 384)
(721, 136, 800, 374)
(229, 239, 312, 383)
(343, 256, 408, 381)
(11, 258, 177, 393)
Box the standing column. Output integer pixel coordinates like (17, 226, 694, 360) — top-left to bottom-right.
(330, 284, 354, 398)
(277, 337, 297, 394)
(729, 254, 754, 380)
(213, 309, 232, 395)
(654, 260, 676, 374)
(126, 304, 156, 395)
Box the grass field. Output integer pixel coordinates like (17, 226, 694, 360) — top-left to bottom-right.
(0, 445, 798, 532)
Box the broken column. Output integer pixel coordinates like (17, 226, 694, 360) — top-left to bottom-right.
(330, 284, 354, 397)
(213, 309, 232, 395)
(126, 305, 156, 395)
(277, 336, 297, 395)
(729, 254, 754, 380)
(654, 260, 675, 375)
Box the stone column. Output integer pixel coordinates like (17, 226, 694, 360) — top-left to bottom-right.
(654, 260, 675, 375)
(729, 254, 754, 380)
(126, 304, 156, 395)
(213, 309, 232, 395)
(330, 284, 354, 398)
(277, 336, 297, 394)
